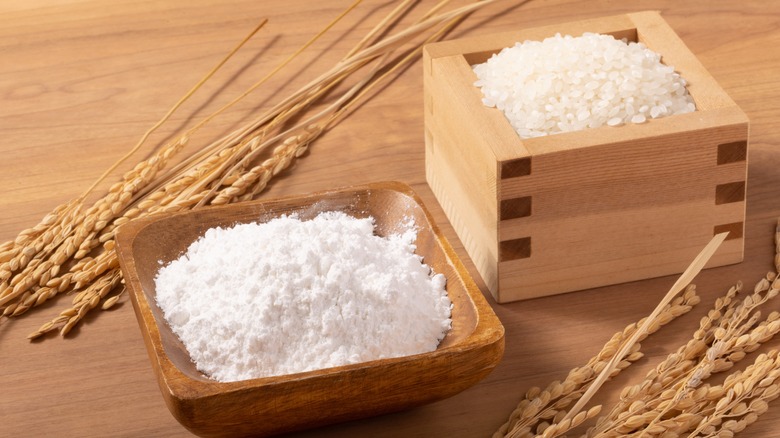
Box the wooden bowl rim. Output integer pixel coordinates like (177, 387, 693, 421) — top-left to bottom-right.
(115, 181, 504, 400)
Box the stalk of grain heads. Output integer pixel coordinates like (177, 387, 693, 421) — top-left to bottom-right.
(495, 220, 780, 437)
(0, 0, 505, 339)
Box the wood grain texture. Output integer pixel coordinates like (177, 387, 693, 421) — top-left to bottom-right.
(425, 11, 749, 302)
(1, 1, 780, 437)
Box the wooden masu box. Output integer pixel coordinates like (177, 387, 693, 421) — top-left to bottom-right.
(423, 11, 749, 302)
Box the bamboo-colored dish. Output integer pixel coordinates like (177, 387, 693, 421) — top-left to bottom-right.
(114, 181, 505, 438)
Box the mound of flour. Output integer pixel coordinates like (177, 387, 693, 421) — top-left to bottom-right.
(154, 211, 452, 382)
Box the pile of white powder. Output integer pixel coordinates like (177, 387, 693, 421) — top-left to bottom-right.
(472, 32, 696, 138)
(154, 211, 452, 382)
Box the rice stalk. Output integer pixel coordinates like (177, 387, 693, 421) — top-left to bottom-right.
(1, 0, 505, 339)
(497, 220, 780, 438)
(493, 285, 701, 438)
(558, 233, 728, 424)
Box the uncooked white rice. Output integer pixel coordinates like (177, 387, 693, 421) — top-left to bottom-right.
(472, 32, 696, 138)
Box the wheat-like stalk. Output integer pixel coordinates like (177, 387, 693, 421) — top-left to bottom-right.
(1, 0, 506, 339)
(494, 286, 701, 438)
(587, 274, 780, 437)
(496, 220, 780, 438)
(684, 350, 780, 437)
(0, 18, 271, 309)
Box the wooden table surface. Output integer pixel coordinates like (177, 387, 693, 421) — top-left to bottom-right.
(1, 1, 779, 437)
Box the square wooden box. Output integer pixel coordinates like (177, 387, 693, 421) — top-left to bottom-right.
(423, 11, 749, 302)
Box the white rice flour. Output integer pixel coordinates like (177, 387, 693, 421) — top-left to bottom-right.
(154, 211, 452, 382)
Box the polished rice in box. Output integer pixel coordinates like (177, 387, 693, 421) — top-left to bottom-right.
(423, 11, 748, 302)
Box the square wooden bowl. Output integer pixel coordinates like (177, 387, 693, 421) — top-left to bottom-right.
(114, 181, 504, 438)
(423, 11, 749, 302)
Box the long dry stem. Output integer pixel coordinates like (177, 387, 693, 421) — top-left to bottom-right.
(78, 19, 270, 202)
(2, 0, 508, 339)
(562, 233, 728, 423)
(495, 285, 700, 438)
(502, 220, 780, 438)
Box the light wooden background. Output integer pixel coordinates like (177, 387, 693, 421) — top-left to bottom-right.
(1, 1, 779, 437)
